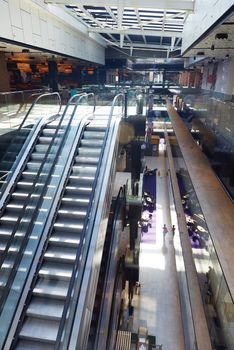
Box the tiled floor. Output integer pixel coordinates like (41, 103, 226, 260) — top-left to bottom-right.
(132, 149, 185, 349)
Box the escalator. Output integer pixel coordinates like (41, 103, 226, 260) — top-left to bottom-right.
(13, 122, 106, 349)
(87, 186, 125, 350)
(0, 119, 65, 295)
(0, 92, 97, 349)
(0, 94, 124, 350)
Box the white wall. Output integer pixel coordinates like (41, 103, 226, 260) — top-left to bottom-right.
(0, 0, 106, 64)
(182, 0, 233, 54)
(201, 57, 234, 96)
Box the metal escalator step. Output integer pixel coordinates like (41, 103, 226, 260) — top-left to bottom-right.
(0, 226, 16, 237)
(25, 162, 42, 172)
(39, 261, 73, 281)
(33, 279, 69, 299)
(0, 214, 18, 224)
(38, 136, 53, 144)
(44, 245, 77, 263)
(34, 144, 49, 153)
(57, 207, 86, 220)
(75, 156, 99, 165)
(30, 153, 53, 162)
(78, 148, 101, 157)
(16, 339, 54, 350)
(11, 191, 31, 202)
(53, 218, 83, 233)
(68, 175, 94, 186)
(5, 203, 28, 215)
(19, 317, 59, 343)
(42, 128, 64, 137)
(86, 125, 106, 132)
(61, 195, 89, 207)
(65, 184, 92, 195)
(49, 230, 80, 247)
(26, 296, 64, 320)
(0, 241, 18, 253)
(16, 181, 44, 190)
(80, 139, 103, 147)
(21, 171, 47, 181)
(83, 131, 105, 139)
(72, 165, 97, 175)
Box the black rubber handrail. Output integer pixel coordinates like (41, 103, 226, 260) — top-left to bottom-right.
(18, 92, 61, 129)
(55, 93, 125, 349)
(0, 93, 88, 315)
(0, 92, 61, 184)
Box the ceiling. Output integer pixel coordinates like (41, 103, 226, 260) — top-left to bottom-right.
(183, 13, 234, 60)
(47, 0, 194, 58)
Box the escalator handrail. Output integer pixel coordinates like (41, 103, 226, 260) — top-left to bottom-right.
(0, 113, 58, 206)
(55, 93, 125, 348)
(64, 92, 96, 115)
(0, 96, 94, 348)
(18, 92, 61, 129)
(0, 92, 62, 187)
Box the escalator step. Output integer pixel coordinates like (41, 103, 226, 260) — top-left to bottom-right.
(57, 207, 87, 220)
(33, 279, 68, 299)
(78, 148, 101, 157)
(49, 231, 80, 247)
(72, 165, 97, 175)
(26, 296, 64, 320)
(80, 139, 103, 148)
(75, 156, 99, 165)
(68, 175, 94, 185)
(39, 261, 73, 281)
(53, 218, 83, 233)
(44, 245, 77, 263)
(19, 317, 59, 343)
(61, 195, 90, 207)
(16, 339, 54, 350)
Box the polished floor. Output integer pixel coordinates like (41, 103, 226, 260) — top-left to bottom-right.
(131, 150, 185, 349)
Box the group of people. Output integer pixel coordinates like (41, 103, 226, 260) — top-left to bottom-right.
(162, 224, 176, 241)
(182, 196, 208, 250)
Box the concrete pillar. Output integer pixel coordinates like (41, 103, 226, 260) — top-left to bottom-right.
(0, 53, 10, 92)
(48, 58, 58, 92)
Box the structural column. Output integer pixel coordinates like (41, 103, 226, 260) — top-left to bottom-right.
(0, 53, 10, 92)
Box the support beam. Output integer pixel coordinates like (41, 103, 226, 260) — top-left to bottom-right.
(45, 0, 194, 12)
(121, 43, 179, 50)
(124, 11, 185, 30)
(89, 28, 182, 37)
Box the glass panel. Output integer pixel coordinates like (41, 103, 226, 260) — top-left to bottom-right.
(171, 131, 234, 349)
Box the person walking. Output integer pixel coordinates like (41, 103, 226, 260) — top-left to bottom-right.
(172, 225, 176, 237)
(163, 224, 168, 240)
